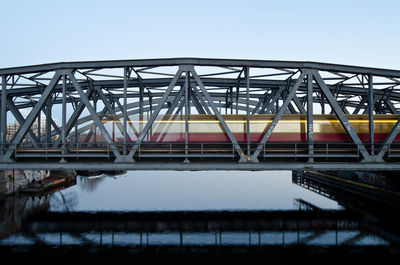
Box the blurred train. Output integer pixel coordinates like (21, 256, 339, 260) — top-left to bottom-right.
(101, 114, 400, 143)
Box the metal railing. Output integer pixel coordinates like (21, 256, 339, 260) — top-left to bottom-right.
(0, 141, 393, 161)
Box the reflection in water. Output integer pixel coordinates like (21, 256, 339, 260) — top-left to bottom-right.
(0, 170, 399, 262)
(77, 175, 106, 193)
(50, 171, 342, 211)
(0, 194, 50, 240)
(49, 190, 78, 212)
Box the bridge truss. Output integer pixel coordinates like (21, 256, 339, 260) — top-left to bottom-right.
(1, 58, 400, 170)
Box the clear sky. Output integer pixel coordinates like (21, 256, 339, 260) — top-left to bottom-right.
(1, 0, 399, 70)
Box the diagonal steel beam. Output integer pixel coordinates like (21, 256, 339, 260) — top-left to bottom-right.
(96, 87, 134, 142)
(251, 71, 306, 162)
(126, 67, 184, 160)
(113, 98, 139, 137)
(82, 106, 108, 143)
(313, 70, 372, 161)
(6, 98, 40, 147)
(251, 97, 264, 114)
(191, 84, 212, 114)
(73, 104, 169, 138)
(374, 119, 400, 162)
(53, 88, 93, 147)
(264, 87, 284, 114)
(190, 66, 247, 161)
(293, 95, 306, 114)
(2, 72, 61, 161)
(68, 72, 125, 162)
(190, 86, 206, 114)
(288, 102, 298, 114)
(165, 86, 185, 115)
(258, 90, 276, 114)
(352, 97, 367, 114)
(385, 99, 398, 114)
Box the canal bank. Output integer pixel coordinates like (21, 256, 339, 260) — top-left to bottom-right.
(0, 170, 76, 198)
(293, 170, 400, 207)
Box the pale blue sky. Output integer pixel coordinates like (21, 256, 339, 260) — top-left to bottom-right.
(1, 0, 399, 69)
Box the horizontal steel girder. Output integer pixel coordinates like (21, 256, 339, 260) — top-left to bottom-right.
(2, 58, 400, 77)
(0, 161, 399, 171)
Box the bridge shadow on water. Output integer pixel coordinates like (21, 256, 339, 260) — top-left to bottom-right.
(1, 171, 400, 264)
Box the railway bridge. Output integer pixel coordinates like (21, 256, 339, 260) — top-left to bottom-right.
(1, 58, 400, 171)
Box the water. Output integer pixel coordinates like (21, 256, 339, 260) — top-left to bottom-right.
(1, 170, 399, 262)
(50, 171, 341, 212)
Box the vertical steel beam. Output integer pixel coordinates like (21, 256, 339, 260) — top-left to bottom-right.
(112, 98, 116, 142)
(43, 105, 62, 140)
(307, 72, 314, 162)
(45, 96, 52, 144)
(251, 71, 307, 162)
(38, 106, 41, 144)
(245, 67, 250, 157)
(184, 71, 190, 163)
(368, 74, 374, 155)
(93, 90, 97, 143)
(139, 77, 144, 115)
(321, 94, 325, 114)
(61, 75, 67, 162)
(74, 101, 79, 144)
(139, 81, 144, 135)
(230, 87, 233, 114)
(1, 75, 6, 156)
(236, 85, 239, 114)
(123, 67, 128, 156)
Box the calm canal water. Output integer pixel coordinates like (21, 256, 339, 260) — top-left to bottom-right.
(1, 170, 399, 262)
(50, 171, 340, 212)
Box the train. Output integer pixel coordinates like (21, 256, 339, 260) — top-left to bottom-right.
(100, 114, 400, 143)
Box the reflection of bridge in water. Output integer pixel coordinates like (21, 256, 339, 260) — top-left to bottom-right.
(2, 58, 400, 170)
(1, 171, 399, 262)
(10, 208, 387, 247)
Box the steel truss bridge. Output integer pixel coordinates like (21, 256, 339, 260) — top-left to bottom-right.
(2, 58, 400, 170)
